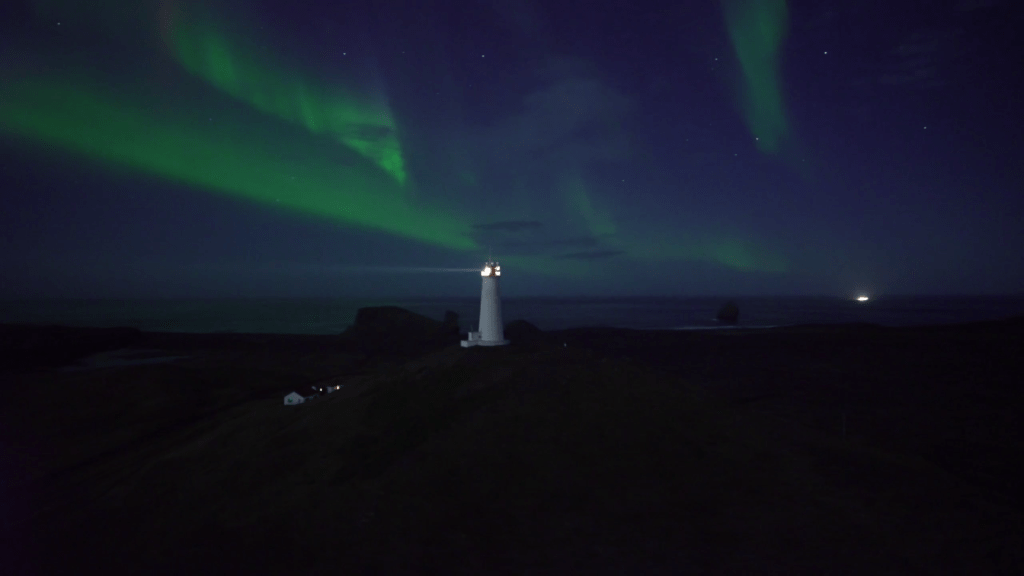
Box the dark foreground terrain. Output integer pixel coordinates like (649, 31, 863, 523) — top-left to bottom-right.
(1, 310, 1022, 574)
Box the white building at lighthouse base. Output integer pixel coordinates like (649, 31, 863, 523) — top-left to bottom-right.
(461, 329, 509, 347)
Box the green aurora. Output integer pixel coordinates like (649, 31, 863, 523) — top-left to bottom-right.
(163, 5, 409, 186)
(721, 0, 790, 154)
(0, 76, 475, 251)
(0, 0, 788, 280)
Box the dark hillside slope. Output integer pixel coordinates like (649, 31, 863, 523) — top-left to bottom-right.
(6, 334, 1019, 574)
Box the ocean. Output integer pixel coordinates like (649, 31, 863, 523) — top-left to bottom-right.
(1, 296, 1022, 335)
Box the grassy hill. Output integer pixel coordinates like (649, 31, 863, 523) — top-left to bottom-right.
(2, 320, 1022, 574)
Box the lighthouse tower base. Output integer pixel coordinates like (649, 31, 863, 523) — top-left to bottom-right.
(460, 331, 509, 347)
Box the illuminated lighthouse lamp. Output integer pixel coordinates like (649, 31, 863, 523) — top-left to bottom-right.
(462, 260, 510, 347)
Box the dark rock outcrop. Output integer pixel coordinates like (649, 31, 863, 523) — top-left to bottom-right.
(504, 319, 553, 351)
(441, 310, 460, 337)
(341, 307, 461, 355)
(505, 319, 543, 342)
(717, 300, 739, 324)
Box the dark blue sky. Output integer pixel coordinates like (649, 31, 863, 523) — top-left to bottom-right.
(1, 0, 1022, 298)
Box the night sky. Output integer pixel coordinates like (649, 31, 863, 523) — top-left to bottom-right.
(1, 0, 1022, 299)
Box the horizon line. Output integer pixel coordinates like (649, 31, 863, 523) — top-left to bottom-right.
(2, 293, 1023, 301)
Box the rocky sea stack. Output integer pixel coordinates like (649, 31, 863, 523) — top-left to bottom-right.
(504, 318, 546, 348)
(716, 300, 740, 324)
(341, 306, 461, 355)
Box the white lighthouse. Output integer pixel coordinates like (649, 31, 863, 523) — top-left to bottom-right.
(461, 260, 510, 347)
